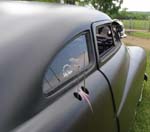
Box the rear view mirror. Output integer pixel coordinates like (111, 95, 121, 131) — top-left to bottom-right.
(112, 19, 127, 39)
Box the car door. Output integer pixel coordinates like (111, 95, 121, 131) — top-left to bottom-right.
(92, 21, 130, 130)
(14, 31, 117, 132)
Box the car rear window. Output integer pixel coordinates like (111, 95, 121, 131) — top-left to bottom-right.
(43, 34, 89, 94)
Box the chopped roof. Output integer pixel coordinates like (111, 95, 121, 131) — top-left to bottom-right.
(0, 1, 112, 70)
(0, 1, 111, 51)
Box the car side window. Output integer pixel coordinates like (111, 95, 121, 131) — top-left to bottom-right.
(112, 24, 121, 44)
(43, 34, 89, 94)
(96, 25, 115, 56)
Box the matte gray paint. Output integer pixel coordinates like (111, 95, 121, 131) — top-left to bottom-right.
(0, 1, 146, 132)
(14, 71, 116, 132)
(100, 44, 146, 132)
(118, 46, 146, 132)
(0, 2, 111, 131)
(100, 44, 130, 111)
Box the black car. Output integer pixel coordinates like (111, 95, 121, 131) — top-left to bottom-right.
(0, 1, 147, 132)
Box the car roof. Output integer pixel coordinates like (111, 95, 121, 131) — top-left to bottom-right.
(0, 1, 111, 26)
(0, 2, 111, 60)
(0, 2, 112, 75)
(0, 2, 112, 74)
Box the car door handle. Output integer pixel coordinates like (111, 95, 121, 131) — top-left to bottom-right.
(73, 86, 89, 101)
(74, 92, 82, 101)
(81, 86, 89, 95)
(73, 86, 93, 112)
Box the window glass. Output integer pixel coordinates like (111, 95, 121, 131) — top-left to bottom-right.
(112, 24, 121, 44)
(96, 25, 115, 55)
(43, 34, 89, 93)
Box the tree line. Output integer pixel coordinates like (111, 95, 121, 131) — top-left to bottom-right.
(118, 8, 150, 20)
(24, 0, 123, 18)
(21, 0, 150, 20)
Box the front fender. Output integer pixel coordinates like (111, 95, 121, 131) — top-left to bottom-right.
(118, 46, 146, 132)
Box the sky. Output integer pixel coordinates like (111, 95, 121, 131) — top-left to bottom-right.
(122, 0, 150, 11)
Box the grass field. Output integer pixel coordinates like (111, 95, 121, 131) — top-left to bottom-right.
(129, 51, 150, 132)
(127, 31, 150, 39)
(122, 20, 150, 31)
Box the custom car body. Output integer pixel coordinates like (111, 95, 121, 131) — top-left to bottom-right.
(0, 1, 147, 132)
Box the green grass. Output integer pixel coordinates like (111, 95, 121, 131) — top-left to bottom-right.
(122, 20, 150, 31)
(127, 31, 150, 39)
(130, 51, 150, 132)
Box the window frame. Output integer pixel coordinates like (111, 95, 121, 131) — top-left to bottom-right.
(92, 20, 121, 66)
(96, 24, 115, 56)
(43, 31, 95, 97)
